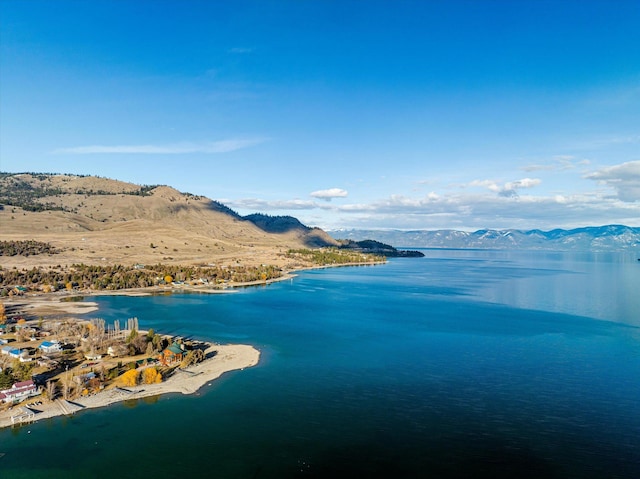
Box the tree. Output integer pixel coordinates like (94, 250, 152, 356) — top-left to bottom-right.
(45, 380, 57, 401)
(164, 275, 173, 284)
(126, 328, 138, 344)
(142, 367, 162, 384)
(0, 370, 13, 389)
(13, 360, 34, 381)
(120, 368, 139, 387)
(180, 349, 205, 368)
(61, 380, 71, 400)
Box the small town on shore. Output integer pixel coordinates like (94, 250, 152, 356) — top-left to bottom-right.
(0, 297, 258, 429)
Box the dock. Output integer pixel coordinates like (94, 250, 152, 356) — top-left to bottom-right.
(10, 407, 36, 425)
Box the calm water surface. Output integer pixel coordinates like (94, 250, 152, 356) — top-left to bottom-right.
(1, 250, 639, 478)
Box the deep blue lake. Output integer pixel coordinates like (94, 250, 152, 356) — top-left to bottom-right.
(1, 250, 639, 478)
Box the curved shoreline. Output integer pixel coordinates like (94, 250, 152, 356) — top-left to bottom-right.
(0, 343, 260, 430)
(0, 261, 382, 430)
(2, 262, 386, 317)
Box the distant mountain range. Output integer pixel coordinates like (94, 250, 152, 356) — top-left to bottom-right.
(329, 225, 640, 252)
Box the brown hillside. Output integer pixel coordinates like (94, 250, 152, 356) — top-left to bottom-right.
(0, 173, 338, 270)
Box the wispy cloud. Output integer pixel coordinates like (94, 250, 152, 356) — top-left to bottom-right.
(52, 138, 267, 155)
(310, 188, 348, 201)
(586, 160, 640, 202)
(224, 198, 324, 211)
(570, 134, 640, 151)
(522, 156, 591, 172)
(228, 47, 254, 54)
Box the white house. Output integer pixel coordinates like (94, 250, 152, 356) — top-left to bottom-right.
(39, 340, 62, 354)
(0, 380, 39, 404)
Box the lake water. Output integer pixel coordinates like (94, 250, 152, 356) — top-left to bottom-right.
(1, 250, 639, 478)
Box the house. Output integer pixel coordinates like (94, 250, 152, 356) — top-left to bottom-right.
(12, 286, 28, 296)
(0, 338, 8, 345)
(74, 372, 96, 385)
(107, 345, 127, 357)
(0, 380, 39, 404)
(1, 346, 12, 355)
(39, 340, 62, 354)
(159, 342, 186, 365)
(8, 348, 28, 360)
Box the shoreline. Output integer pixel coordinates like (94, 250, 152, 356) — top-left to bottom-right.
(2, 262, 386, 317)
(0, 261, 382, 430)
(0, 343, 260, 430)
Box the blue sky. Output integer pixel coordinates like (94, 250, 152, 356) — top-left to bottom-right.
(1, 0, 639, 230)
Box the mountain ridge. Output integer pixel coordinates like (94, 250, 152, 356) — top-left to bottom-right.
(0, 172, 337, 270)
(329, 226, 640, 252)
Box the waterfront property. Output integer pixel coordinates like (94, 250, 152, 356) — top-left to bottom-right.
(0, 380, 38, 404)
(160, 342, 186, 365)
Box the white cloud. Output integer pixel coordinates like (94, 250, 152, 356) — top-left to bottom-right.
(586, 160, 640, 202)
(469, 179, 500, 192)
(468, 177, 541, 198)
(310, 188, 348, 201)
(500, 178, 541, 197)
(219, 173, 640, 230)
(328, 191, 639, 230)
(52, 138, 267, 155)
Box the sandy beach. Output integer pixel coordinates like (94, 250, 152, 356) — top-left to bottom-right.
(0, 343, 260, 429)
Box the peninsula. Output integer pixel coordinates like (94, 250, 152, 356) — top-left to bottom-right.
(0, 298, 260, 429)
(0, 172, 388, 428)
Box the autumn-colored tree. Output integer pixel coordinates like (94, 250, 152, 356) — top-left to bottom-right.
(120, 369, 139, 387)
(142, 367, 162, 384)
(0, 302, 6, 324)
(164, 275, 173, 284)
(180, 349, 205, 368)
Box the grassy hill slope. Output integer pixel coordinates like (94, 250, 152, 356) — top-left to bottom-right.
(0, 173, 338, 270)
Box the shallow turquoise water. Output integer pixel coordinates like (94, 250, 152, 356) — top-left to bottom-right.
(1, 250, 639, 478)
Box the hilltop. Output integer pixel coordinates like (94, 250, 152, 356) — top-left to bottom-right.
(0, 172, 339, 271)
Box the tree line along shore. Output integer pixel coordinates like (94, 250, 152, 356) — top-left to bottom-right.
(0, 241, 385, 296)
